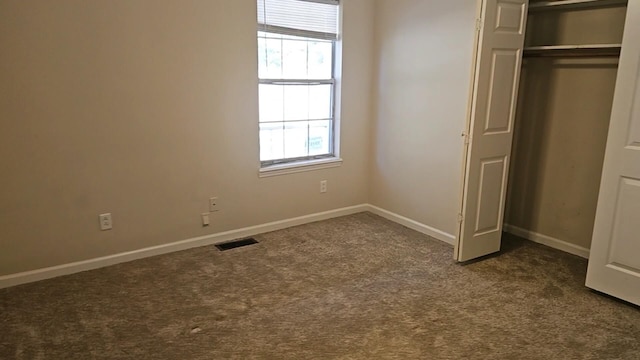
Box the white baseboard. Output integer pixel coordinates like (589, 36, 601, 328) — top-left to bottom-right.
(0, 204, 369, 289)
(366, 205, 456, 246)
(503, 224, 590, 259)
(2, 205, 592, 289)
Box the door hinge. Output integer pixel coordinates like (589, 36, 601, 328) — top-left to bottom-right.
(462, 131, 470, 145)
(475, 18, 483, 31)
(457, 213, 464, 223)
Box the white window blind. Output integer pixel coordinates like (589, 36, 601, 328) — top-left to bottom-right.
(257, 0, 339, 40)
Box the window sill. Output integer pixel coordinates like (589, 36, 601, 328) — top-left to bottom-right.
(259, 157, 343, 178)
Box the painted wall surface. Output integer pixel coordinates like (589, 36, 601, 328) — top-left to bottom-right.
(2, 0, 623, 277)
(505, 5, 626, 249)
(0, 0, 374, 275)
(370, 0, 479, 238)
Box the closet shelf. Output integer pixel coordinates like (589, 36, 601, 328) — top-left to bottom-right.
(523, 44, 622, 57)
(529, 0, 627, 11)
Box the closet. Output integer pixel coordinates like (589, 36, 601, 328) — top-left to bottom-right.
(507, 1, 626, 254)
(454, 0, 640, 306)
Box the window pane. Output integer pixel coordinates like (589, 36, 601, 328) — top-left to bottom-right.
(283, 84, 309, 121)
(259, 84, 284, 122)
(309, 84, 332, 120)
(282, 38, 308, 79)
(308, 120, 331, 156)
(258, 37, 267, 76)
(257, 29, 335, 164)
(260, 122, 284, 161)
(308, 40, 332, 79)
(258, 35, 283, 79)
(259, 32, 332, 80)
(283, 121, 309, 158)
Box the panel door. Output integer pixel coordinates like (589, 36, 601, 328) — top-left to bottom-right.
(586, 1, 640, 306)
(455, 0, 528, 262)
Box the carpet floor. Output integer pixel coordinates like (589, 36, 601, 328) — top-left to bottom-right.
(1, 212, 639, 359)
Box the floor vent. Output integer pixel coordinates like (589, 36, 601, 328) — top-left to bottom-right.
(215, 238, 259, 251)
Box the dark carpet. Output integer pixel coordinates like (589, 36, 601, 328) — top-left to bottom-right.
(1, 212, 639, 359)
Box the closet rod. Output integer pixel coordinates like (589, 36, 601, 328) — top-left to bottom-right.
(523, 44, 622, 57)
(529, 0, 627, 11)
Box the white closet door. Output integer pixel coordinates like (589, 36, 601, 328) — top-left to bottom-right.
(586, 1, 640, 307)
(455, 0, 528, 262)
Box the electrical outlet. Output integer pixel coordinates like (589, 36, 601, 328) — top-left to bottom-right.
(320, 180, 327, 193)
(209, 197, 219, 212)
(99, 213, 112, 231)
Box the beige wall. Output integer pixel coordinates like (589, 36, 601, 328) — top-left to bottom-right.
(2, 0, 625, 277)
(369, 0, 479, 238)
(505, 5, 626, 249)
(0, 0, 374, 275)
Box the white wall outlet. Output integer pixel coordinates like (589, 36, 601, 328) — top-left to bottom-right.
(209, 197, 219, 212)
(99, 213, 112, 231)
(201, 213, 210, 226)
(320, 180, 327, 193)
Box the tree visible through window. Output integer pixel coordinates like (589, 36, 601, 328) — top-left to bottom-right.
(257, 0, 340, 166)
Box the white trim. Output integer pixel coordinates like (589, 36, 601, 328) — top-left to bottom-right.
(0, 204, 367, 289)
(258, 157, 343, 177)
(1, 205, 594, 289)
(1, 203, 459, 289)
(367, 205, 456, 246)
(503, 224, 590, 259)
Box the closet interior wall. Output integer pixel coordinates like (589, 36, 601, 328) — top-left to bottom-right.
(505, 1, 627, 250)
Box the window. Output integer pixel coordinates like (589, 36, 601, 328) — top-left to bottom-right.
(257, 0, 340, 168)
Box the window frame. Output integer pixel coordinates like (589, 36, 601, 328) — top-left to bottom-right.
(257, 0, 341, 171)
